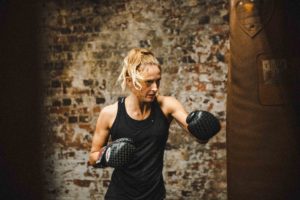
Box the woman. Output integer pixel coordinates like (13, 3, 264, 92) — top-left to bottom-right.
(89, 48, 219, 199)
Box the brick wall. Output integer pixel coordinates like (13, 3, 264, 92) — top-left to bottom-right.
(40, 0, 229, 199)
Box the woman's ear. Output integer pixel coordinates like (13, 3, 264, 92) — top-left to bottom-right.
(126, 77, 132, 88)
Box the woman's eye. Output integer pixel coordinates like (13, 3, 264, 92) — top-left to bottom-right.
(144, 79, 160, 86)
(146, 80, 153, 85)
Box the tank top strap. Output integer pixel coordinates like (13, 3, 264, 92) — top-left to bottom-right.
(153, 98, 170, 124)
(118, 96, 125, 104)
(110, 97, 125, 140)
(117, 97, 126, 113)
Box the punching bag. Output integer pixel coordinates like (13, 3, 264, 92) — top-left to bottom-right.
(227, 0, 300, 199)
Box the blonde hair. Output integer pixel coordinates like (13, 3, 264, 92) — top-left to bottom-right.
(118, 48, 161, 91)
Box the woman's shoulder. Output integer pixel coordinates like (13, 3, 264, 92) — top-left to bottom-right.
(100, 101, 118, 117)
(156, 95, 177, 104)
(97, 101, 119, 128)
(156, 95, 179, 112)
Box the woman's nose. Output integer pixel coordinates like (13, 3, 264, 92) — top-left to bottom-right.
(151, 82, 159, 91)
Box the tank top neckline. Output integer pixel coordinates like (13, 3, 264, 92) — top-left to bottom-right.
(120, 97, 156, 129)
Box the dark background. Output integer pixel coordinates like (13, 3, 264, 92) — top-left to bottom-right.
(0, 0, 43, 199)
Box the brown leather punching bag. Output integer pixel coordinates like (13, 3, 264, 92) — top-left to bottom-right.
(227, 1, 300, 199)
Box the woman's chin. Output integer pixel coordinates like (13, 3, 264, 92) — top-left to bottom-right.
(145, 95, 156, 102)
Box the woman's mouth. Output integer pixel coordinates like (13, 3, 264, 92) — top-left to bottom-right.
(147, 94, 156, 98)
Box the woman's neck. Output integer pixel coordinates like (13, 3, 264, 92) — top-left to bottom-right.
(125, 95, 151, 120)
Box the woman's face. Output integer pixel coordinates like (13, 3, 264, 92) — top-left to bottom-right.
(129, 64, 161, 102)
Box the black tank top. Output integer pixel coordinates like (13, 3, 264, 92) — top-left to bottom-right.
(105, 97, 170, 200)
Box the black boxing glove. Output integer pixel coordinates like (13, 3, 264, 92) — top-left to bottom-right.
(94, 138, 136, 168)
(186, 110, 221, 142)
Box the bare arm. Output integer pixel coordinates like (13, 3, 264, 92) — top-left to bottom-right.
(159, 96, 208, 143)
(159, 96, 189, 131)
(88, 104, 117, 166)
